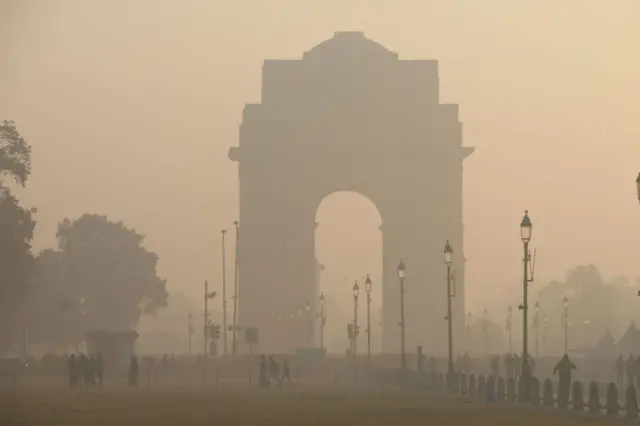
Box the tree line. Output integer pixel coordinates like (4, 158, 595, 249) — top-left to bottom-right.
(0, 121, 168, 355)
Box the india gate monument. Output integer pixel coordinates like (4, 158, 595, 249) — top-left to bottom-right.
(229, 31, 474, 355)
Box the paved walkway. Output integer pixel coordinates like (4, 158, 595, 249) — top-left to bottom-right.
(0, 386, 633, 426)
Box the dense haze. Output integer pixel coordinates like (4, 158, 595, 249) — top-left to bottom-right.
(2, 1, 640, 352)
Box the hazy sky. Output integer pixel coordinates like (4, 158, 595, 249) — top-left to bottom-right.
(2, 0, 640, 319)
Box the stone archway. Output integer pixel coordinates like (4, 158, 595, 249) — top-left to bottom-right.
(229, 31, 474, 355)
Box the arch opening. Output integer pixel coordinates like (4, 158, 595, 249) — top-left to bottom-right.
(314, 191, 383, 355)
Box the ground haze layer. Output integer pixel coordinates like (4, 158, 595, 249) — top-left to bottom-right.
(0, 386, 623, 426)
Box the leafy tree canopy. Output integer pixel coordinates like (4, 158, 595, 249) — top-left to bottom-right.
(0, 120, 31, 187)
(55, 214, 169, 331)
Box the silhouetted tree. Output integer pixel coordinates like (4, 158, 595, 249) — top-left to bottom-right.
(0, 121, 36, 354)
(0, 120, 32, 186)
(53, 214, 168, 336)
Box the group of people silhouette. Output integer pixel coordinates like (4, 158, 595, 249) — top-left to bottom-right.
(67, 353, 104, 388)
(259, 355, 291, 388)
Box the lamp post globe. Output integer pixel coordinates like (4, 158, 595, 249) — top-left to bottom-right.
(444, 240, 453, 266)
(353, 281, 360, 299)
(520, 210, 532, 243)
(563, 297, 569, 309)
(319, 293, 325, 308)
(365, 275, 372, 293)
(636, 172, 640, 203)
(398, 260, 406, 279)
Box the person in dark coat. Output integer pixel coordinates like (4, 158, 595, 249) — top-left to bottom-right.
(128, 356, 139, 387)
(78, 354, 89, 388)
(504, 353, 514, 379)
(553, 354, 577, 406)
(616, 355, 624, 387)
(268, 356, 281, 386)
(259, 355, 268, 388)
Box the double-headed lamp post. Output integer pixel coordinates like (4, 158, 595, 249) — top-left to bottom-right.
(398, 260, 407, 370)
(562, 296, 569, 355)
(352, 281, 360, 360)
(444, 240, 454, 376)
(365, 275, 373, 366)
(318, 293, 326, 350)
(520, 210, 533, 400)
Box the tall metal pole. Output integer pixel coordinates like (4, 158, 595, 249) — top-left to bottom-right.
(204, 280, 209, 358)
(522, 240, 530, 394)
(353, 287, 359, 359)
(507, 306, 513, 354)
(232, 220, 239, 357)
(188, 312, 193, 357)
(221, 229, 228, 355)
(446, 263, 454, 375)
(563, 301, 569, 355)
(319, 294, 325, 350)
(366, 288, 372, 366)
(400, 277, 406, 370)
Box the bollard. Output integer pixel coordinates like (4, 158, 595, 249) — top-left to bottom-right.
(506, 377, 516, 402)
(496, 377, 505, 402)
(572, 381, 584, 411)
(606, 382, 619, 416)
(625, 384, 638, 419)
(588, 382, 601, 414)
(542, 379, 554, 407)
(530, 377, 540, 405)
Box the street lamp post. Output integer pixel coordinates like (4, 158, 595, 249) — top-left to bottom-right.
(482, 309, 489, 357)
(221, 229, 228, 355)
(506, 305, 513, 354)
(352, 281, 360, 365)
(519, 210, 533, 401)
(318, 293, 326, 350)
(466, 312, 472, 353)
(636, 172, 640, 203)
(365, 275, 373, 366)
(188, 312, 193, 357)
(203, 281, 216, 357)
(232, 220, 240, 356)
(562, 297, 569, 355)
(534, 302, 540, 358)
(398, 260, 407, 370)
(444, 241, 455, 376)
(542, 312, 548, 356)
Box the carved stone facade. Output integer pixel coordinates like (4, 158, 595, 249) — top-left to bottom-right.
(229, 31, 474, 354)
